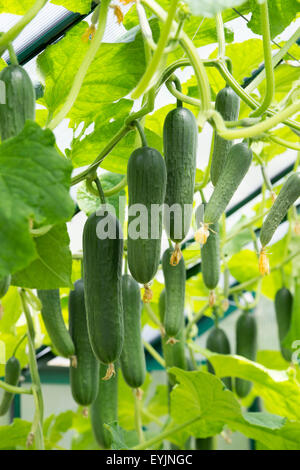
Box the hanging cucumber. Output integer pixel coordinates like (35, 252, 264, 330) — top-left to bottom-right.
(163, 103, 198, 250)
(204, 142, 252, 229)
(162, 248, 186, 341)
(37, 289, 75, 361)
(83, 211, 123, 378)
(0, 356, 21, 416)
(195, 437, 216, 450)
(201, 222, 220, 294)
(235, 311, 257, 398)
(159, 289, 187, 388)
(120, 274, 146, 390)
(210, 86, 240, 186)
(274, 287, 293, 362)
(69, 279, 99, 406)
(90, 363, 118, 449)
(260, 173, 300, 248)
(0, 275, 11, 298)
(127, 140, 166, 300)
(0, 65, 35, 141)
(206, 326, 232, 390)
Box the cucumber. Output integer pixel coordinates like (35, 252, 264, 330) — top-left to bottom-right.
(0, 275, 11, 298)
(210, 86, 240, 186)
(69, 279, 99, 406)
(235, 311, 257, 398)
(201, 222, 220, 290)
(206, 326, 232, 390)
(0, 65, 35, 141)
(159, 289, 187, 389)
(162, 248, 186, 339)
(0, 356, 21, 416)
(83, 211, 123, 370)
(260, 173, 300, 247)
(127, 146, 166, 285)
(163, 106, 198, 242)
(274, 287, 293, 362)
(204, 142, 252, 225)
(37, 289, 75, 359)
(90, 363, 118, 450)
(120, 274, 146, 389)
(195, 437, 216, 450)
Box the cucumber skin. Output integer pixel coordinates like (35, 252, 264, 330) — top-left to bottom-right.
(159, 289, 187, 389)
(0, 356, 21, 416)
(90, 363, 118, 449)
(127, 146, 167, 285)
(37, 289, 75, 358)
(210, 87, 240, 186)
(120, 274, 146, 389)
(69, 279, 99, 406)
(235, 312, 257, 398)
(206, 327, 232, 390)
(0, 65, 35, 141)
(163, 107, 198, 242)
(275, 288, 293, 362)
(162, 248, 186, 338)
(195, 437, 216, 450)
(260, 173, 300, 247)
(204, 143, 252, 225)
(201, 223, 220, 290)
(0, 275, 11, 298)
(83, 212, 123, 365)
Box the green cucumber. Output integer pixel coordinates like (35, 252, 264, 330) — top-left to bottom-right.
(201, 222, 220, 290)
(195, 437, 216, 450)
(0, 275, 11, 298)
(159, 289, 187, 388)
(120, 274, 146, 389)
(69, 279, 99, 406)
(0, 356, 21, 416)
(90, 363, 118, 449)
(206, 326, 232, 390)
(274, 287, 293, 362)
(0, 65, 35, 141)
(235, 311, 257, 398)
(162, 248, 186, 339)
(163, 106, 198, 242)
(210, 86, 240, 186)
(127, 146, 166, 285)
(37, 289, 75, 359)
(204, 142, 252, 225)
(83, 211, 123, 368)
(260, 173, 300, 247)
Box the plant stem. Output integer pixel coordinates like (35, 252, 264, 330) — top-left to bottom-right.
(136, 0, 157, 54)
(143, 340, 166, 368)
(0, 0, 48, 56)
(47, 0, 110, 130)
(251, 1, 274, 117)
(134, 390, 145, 443)
(141, 408, 164, 427)
(19, 289, 44, 450)
(103, 176, 127, 197)
(12, 333, 27, 356)
(0, 380, 32, 395)
(216, 12, 225, 59)
(133, 416, 200, 450)
(224, 209, 269, 244)
(165, 79, 199, 107)
(7, 43, 18, 65)
(132, 0, 179, 99)
(134, 120, 148, 147)
(94, 177, 106, 205)
(267, 134, 300, 151)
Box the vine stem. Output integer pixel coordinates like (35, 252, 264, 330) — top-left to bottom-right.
(165, 79, 199, 107)
(134, 390, 145, 444)
(47, 0, 110, 130)
(143, 340, 166, 368)
(7, 43, 19, 65)
(0, 0, 48, 56)
(132, 0, 179, 99)
(12, 333, 28, 356)
(251, 1, 274, 117)
(141, 408, 164, 427)
(133, 416, 200, 450)
(267, 134, 300, 151)
(0, 380, 32, 395)
(19, 289, 44, 450)
(215, 12, 225, 59)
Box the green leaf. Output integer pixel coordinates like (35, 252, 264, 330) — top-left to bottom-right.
(43, 411, 74, 449)
(247, 0, 300, 39)
(11, 224, 73, 289)
(50, 0, 92, 14)
(0, 419, 31, 450)
(183, 0, 249, 17)
(0, 287, 23, 334)
(228, 249, 259, 286)
(0, 328, 28, 377)
(0, 122, 74, 279)
(104, 422, 139, 450)
(0, 0, 35, 14)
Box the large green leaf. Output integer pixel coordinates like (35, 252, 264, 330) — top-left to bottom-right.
(50, 0, 92, 14)
(0, 287, 22, 334)
(0, 0, 91, 14)
(183, 0, 249, 17)
(11, 224, 73, 289)
(0, 419, 31, 450)
(0, 122, 74, 279)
